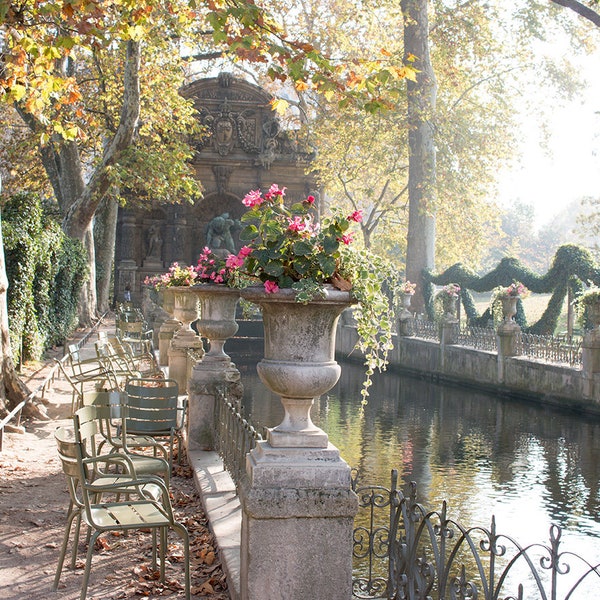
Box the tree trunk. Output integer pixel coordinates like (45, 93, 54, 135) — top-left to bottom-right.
(95, 197, 119, 313)
(34, 40, 141, 326)
(402, 0, 437, 314)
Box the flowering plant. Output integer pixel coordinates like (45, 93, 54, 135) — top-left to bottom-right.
(144, 262, 198, 289)
(144, 248, 238, 291)
(227, 183, 401, 401)
(400, 280, 416, 295)
(226, 183, 363, 301)
(499, 281, 530, 298)
(439, 283, 461, 298)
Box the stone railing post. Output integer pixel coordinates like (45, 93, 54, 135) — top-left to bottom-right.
(582, 330, 600, 400)
(496, 311, 521, 382)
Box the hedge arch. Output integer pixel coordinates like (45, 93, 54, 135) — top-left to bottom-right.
(422, 244, 600, 334)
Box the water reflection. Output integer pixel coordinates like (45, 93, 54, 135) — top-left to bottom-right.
(236, 357, 600, 562)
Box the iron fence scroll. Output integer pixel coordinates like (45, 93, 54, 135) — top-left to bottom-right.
(352, 470, 600, 600)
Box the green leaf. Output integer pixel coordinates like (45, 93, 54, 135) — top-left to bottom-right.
(292, 240, 313, 256)
(239, 224, 258, 241)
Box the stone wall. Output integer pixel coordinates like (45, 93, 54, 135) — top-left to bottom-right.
(336, 323, 600, 415)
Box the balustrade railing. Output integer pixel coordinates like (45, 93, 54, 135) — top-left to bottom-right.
(351, 469, 599, 600)
(406, 317, 583, 368)
(213, 385, 265, 486)
(412, 317, 439, 341)
(517, 332, 582, 367)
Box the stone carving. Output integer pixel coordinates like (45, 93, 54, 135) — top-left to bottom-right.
(214, 100, 236, 156)
(206, 213, 239, 256)
(145, 224, 163, 260)
(212, 165, 234, 195)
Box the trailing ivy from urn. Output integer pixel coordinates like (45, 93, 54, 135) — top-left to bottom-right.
(422, 244, 600, 335)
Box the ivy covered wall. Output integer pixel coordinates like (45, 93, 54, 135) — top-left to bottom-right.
(3, 193, 88, 363)
(423, 245, 600, 334)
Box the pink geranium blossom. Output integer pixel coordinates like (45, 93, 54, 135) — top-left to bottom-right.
(338, 233, 354, 245)
(348, 210, 363, 223)
(243, 189, 264, 207)
(264, 280, 279, 294)
(288, 216, 307, 232)
(305, 195, 315, 204)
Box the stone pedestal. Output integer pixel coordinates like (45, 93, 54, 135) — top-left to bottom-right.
(159, 320, 181, 366)
(240, 442, 358, 600)
(440, 315, 459, 346)
(168, 333, 204, 393)
(497, 320, 521, 357)
(187, 356, 242, 451)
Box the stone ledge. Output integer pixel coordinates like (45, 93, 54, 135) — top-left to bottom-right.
(189, 449, 241, 600)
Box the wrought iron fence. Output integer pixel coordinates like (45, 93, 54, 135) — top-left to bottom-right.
(412, 317, 439, 341)
(456, 324, 498, 352)
(213, 385, 265, 486)
(408, 317, 583, 367)
(517, 332, 582, 367)
(351, 469, 599, 600)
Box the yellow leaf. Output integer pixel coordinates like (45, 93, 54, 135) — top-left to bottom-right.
(11, 84, 27, 102)
(126, 25, 145, 41)
(271, 98, 289, 115)
(295, 80, 310, 92)
(324, 89, 335, 102)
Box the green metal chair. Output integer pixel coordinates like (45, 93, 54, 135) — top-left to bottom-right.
(74, 404, 171, 486)
(55, 350, 118, 414)
(53, 426, 190, 600)
(124, 378, 186, 469)
(81, 390, 169, 464)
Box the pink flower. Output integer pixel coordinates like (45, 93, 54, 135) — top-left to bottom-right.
(288, 216, 307, 232)
(268, 183, 286, 197)
(264, 280, 279, 294)
(238, 245, 253, 258)
(338, 233, 354, 245)
(347, 210, 363, 223)
(226, 253, 244, 269)
(242, 189, 264, 207)
(305, 195, 315, 204)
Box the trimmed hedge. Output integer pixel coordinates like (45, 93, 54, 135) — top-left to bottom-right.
(423, 244, 599, 334)
(3, 193, 87, 363)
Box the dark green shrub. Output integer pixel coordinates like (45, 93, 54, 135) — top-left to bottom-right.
(3, 193, 87, 362)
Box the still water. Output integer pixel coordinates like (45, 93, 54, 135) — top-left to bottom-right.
(235, 357, 600, 564)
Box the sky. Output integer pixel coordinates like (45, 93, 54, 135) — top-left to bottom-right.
(497, 47, 600, 228)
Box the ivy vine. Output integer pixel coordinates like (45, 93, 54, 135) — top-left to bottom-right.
(422, 244, 599, 334)
(3, 193, 87, 363)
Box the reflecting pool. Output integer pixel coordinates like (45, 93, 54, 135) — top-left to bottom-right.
(235, 357, 600, 564)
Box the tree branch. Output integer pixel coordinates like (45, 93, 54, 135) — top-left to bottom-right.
(551, 0, 600, 27)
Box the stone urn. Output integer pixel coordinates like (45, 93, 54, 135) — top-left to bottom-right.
(501, 295, 519, 323)
(191, 284, 240, 362)
(171, 286, 200, 336)
(241, 285, 354, 448)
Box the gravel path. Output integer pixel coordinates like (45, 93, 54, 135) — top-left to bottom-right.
(0, 318, 229, 599)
